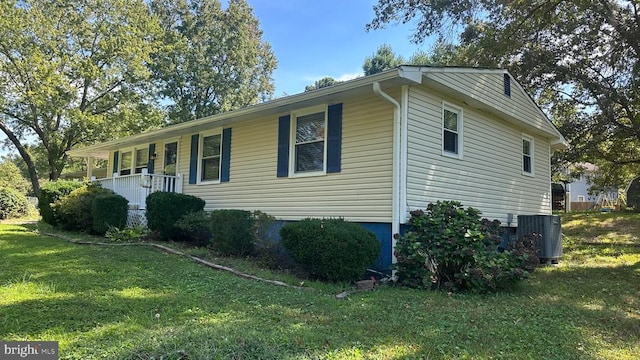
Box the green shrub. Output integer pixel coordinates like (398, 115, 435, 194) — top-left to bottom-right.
(39, 181, 83, 225)
(91, 194, 129, 235)
(280, 218, 380, 282)
(394, 201, 535, 292)
(175, 211, 212, 246)
(105, 225, 148, 243)
(210, 209, 254, 256)
(145, 192, 205, 240)
(52, 183, 114, 232)
(251, 211, 283, 268)
(0, 187, 31, 219)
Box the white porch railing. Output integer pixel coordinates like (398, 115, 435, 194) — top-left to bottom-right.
(93, 171, 183, 210)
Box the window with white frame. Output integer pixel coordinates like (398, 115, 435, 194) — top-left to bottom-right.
(120, 151, 133, 175)
(199, 133, 221, 182)
(577, 195, 585, 202)
(119, 147, 149, 175)
(135, 147, 149, 174)
(292, 109, 326, 173)
(442, 104, 462, 157)
(522, 135, 534, 175)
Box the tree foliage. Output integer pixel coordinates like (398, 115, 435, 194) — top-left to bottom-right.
(150, 0, 277, 124)
(0, 159, 31, 195)
(304, 77, 339, 92)
(0, 0, 164, 195)
(368, 0, 640, 188)
(363, 44, 405, 76)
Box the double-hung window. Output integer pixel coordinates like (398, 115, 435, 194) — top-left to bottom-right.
(522, 135, 534, 175)
(199, 133, 222, 182)
(442, 104, 462, 158)
(118, 147, 148, 175)
(134, 148, 149, 174)
(119, 151, 133, 175)
(293, 109, 326, 173)
(276, 103, 342, 178)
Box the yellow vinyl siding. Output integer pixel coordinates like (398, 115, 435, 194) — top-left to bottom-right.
(406, 85, 551, 226)
(178, 93, 394, 222)
(425, 71, 552, 135)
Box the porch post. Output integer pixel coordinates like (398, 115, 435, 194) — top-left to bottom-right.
(86, 157, 94, 179)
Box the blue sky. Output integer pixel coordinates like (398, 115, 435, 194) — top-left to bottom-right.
(1, 0, 435, 157)
(246, 0, 436, 96)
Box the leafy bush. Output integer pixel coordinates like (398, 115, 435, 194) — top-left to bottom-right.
(39, 180, 83, 225)
(0, 187, 31, 219)
(105, 225, 149, 243)
(91, 194, 129, 235)
(145, 192, 205, 240)
(210, 209, 254, 256)
(394, 201, 535, 292)
(251, 211, 283, 268)
(52, 183, 114, 232)
(175, 211, 212, 246)
(280, 218, 380, 282)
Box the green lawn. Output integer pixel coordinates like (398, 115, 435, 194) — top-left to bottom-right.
(1, 213, 639, 359)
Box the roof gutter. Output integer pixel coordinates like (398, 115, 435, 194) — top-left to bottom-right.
(67, 68, 406, 158)
(373, 81, 401, 268)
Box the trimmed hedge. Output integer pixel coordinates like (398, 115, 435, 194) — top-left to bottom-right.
(175, 211, 212, 246)
(280, 218, 380, 282)
(210, 209, 254, 256)
(39, 181, 83, 225)
(0, 187, 30, 219)
(91, 194, 129, 235)
(52, 184, 115, 232)
(146, 192, 205, 240)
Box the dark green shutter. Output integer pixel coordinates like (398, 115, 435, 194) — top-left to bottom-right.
(112, 151, 119, 175)
(221, 128, 231, 182)
(277, 115, 290, 177)
(327, 103, 342, 173)
(189, 134, 199, 184)
(147, 143, 155, 174)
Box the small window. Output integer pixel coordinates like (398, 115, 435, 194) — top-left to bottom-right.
(200, 133, 221, 182)
(135, 148, 148, 174)
(120, 151, 132, 175)
(293, 110, 326, 173)
(442, 104, 462, 158)
(577, 195, 585, 202)
(522, 135, 534, 175)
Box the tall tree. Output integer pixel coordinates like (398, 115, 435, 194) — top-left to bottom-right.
(0, 0, 164, 195)
(363, 44, 405, 76)
(150, 0, 277, 124)
(367, 0, 640, 188)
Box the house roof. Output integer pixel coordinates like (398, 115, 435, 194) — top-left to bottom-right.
(68, 66, 568, 159)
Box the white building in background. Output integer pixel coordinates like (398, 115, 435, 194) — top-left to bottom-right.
(565, 163, 619, 211)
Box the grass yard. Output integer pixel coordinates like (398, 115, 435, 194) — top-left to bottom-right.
(1, 213, 639, 359)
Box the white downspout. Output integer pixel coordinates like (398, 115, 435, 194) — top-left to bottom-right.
(373, 82, 401, 266)
(400, 85, 409, 224)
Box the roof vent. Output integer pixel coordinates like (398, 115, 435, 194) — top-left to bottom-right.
(503, 73, 511, 97)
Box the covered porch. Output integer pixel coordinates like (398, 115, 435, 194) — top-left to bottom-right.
(68, 141, 184, 210)
(92, 170, 183, 210)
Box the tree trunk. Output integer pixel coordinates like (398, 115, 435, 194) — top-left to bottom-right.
(0, 122, 41, 197)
